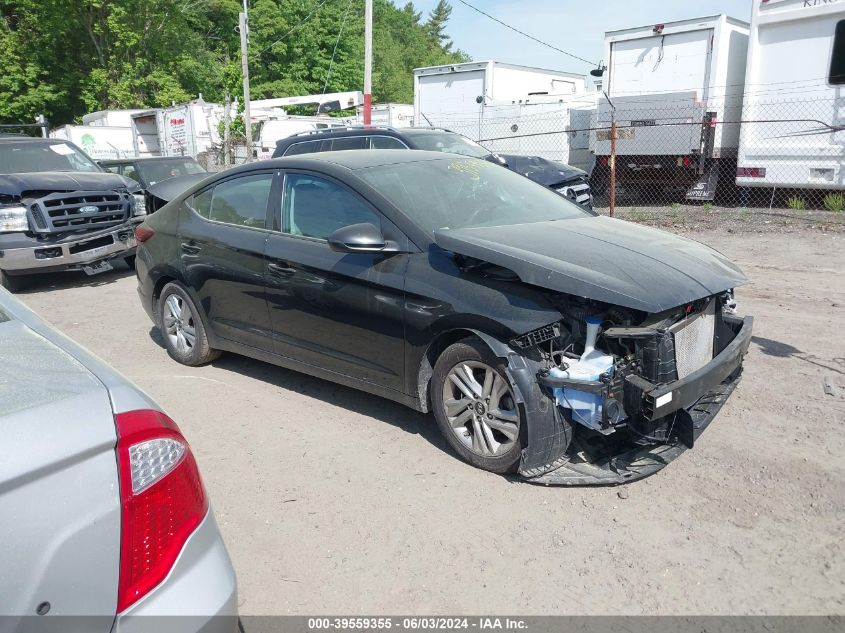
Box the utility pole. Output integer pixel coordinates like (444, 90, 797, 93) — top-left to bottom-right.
(223, 92, 231, 167)
(363, 0, 373, 125)
(603, 91, 617, 218)
(239, 1, 252, 162)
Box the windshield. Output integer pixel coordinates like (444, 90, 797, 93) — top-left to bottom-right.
(0, 141, 100, 174)
(406, 131, 492, 159)
(136, 159, 206, 185)
(359, 157, 589, 233)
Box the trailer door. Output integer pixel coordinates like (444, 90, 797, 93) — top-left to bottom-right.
(417, 70, 485, 129)
(609, 29, 714, 98)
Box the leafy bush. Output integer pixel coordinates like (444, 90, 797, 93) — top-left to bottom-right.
(823, 193, 845, 213)
(787, 197, 807, 211)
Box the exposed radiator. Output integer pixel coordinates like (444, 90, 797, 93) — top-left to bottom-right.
(670, 301, 716, 379)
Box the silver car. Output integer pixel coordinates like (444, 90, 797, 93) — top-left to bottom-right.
(0, 288, 237, 632)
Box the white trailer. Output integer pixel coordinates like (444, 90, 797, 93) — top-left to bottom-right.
(591, 15, 749, 200)
(49, 125, 135, 160)
(737, 0, 845, 191)
(355, 103, 415, 128)
(130, 99, 223, 158)
(414, 61, 587, 128)
(81, 109, 146, 128)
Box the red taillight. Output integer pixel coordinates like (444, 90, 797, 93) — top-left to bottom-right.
(600, 156, 609, 167)
(135, 224, 155, 243)
(682, 156, 693, 168)
(115, 409, 208, 612)
(737, 167, 767, 178)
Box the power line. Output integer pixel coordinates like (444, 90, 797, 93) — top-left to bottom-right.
(260, 0, 336, 55)
(319, 0, 355, 105)
(455, 0, 596, 67)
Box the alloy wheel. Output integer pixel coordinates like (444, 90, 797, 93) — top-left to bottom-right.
(441, 361, 519, 457)
(163, 294, 197, 355)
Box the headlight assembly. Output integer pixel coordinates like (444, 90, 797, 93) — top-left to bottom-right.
(132, 193, 147, 217)
(0, 205, 29, 233)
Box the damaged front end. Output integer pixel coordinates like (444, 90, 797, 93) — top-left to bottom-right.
(506, 292, 752, 485)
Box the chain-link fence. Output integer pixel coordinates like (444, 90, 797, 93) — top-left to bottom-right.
(431, 93, 845, 215)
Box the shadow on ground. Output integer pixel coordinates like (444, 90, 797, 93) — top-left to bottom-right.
(15, 260, 135, 294)
(146, 326, 448, 454)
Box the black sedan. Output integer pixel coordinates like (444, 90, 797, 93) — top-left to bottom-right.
(135, 151, 752, 483)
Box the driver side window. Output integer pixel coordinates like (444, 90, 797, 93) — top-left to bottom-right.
(280, 174, 380, 240)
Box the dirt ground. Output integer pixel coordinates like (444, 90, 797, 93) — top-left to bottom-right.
(16, 222, 845, 615)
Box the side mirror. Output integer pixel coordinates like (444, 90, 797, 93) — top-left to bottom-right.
(328, 223, 392, 254)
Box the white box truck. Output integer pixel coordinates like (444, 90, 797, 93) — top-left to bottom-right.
(736, 0, 845, 192)
(81, 109, 146, 128)
(414, 61, 587, 128)
(130, 99, 223, 158)
(591, 15, 749, 200)
(355, 103, 415, 128)
(49, 125, 135, 160)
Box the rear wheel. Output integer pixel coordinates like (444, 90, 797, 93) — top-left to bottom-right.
(158, 282, 220, 366)
(0, 268, 25, 293)
(431, 339, 524, 473)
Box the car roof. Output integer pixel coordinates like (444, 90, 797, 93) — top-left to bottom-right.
(100, 157, 196, 164)
(253, 149, 467, 172)
(0, 136, 69, 144)
(275, 125, 456, 144)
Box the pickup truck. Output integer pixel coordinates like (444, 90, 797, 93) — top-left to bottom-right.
(0, 135, 146, 291)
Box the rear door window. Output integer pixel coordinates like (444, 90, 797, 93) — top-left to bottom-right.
(369, 136, 408, 149)
(831, 20, 845, 85)
(283, 140, 327, 156)
(330, 137, 367, 151)
(190, 173, 274, 229)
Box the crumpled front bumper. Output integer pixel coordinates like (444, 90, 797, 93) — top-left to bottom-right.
(521, 315, 753, 485)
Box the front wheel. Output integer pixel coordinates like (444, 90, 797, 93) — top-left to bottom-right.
(158, 282, 220, 366)
(0, 268, 25, 293)
(431, 339, 524, 473)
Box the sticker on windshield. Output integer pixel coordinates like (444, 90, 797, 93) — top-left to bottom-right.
(49, 143, 76, 156)
(447, 160, 485, 180)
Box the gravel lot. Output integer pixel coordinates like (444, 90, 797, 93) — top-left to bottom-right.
(15, 219, 845, 615)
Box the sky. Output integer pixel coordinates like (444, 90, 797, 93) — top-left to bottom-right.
(414, 0, 754, 73)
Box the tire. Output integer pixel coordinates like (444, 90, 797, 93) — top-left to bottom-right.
(123, 255, 137, 270)
(158, 282, 220, 366)
(431, 338, 524, 473)
(0, 268, 25, 293)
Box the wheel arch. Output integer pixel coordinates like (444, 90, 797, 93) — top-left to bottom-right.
(414, 327, 516, 414)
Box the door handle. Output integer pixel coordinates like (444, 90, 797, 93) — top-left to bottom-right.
(180, 242, 202, 255)
(268, 262, 296, 276)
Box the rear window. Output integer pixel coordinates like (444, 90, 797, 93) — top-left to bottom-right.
(283, 140, 327, 156)
(831, 20, 845, 85)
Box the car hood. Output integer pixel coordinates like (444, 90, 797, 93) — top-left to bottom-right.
(146, 173, 210, 202)
(497, 154, 587, 186)
(433, 216, 747, 313)
(0, 171, 136, 196)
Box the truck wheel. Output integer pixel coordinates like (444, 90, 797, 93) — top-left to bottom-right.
(0, 269, 24, 293)
(431, 338, 524, 474)
(158, 282, 220, 366)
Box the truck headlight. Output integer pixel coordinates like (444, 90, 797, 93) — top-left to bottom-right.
(0, 205, 29, 233)
(132, 194, 147, 217)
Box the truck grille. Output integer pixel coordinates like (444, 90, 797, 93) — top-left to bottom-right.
(670, 301, 716, 379)
(29, 190, 130, 234)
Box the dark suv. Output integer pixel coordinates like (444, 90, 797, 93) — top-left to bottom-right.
(0, 135, 144, 291)
(272, 127, 593, 208)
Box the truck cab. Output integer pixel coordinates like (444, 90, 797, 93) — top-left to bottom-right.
(0, 135, 145, 291)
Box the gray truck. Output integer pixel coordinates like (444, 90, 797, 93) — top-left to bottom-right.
(0, 135, 145, 291)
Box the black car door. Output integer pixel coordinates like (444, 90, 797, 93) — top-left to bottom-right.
(263, 171, 408, 392)
(179, 170, 278, 350)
